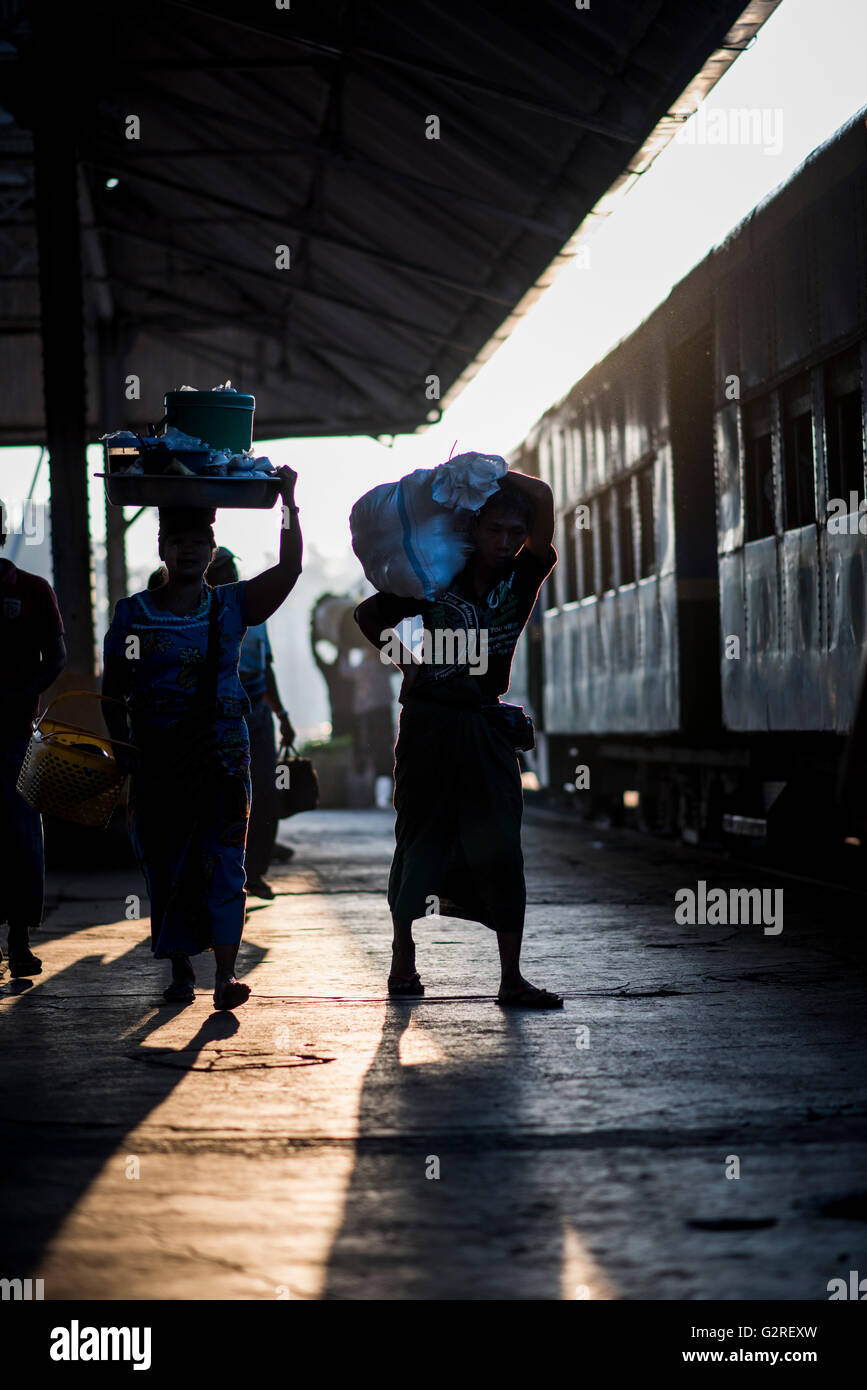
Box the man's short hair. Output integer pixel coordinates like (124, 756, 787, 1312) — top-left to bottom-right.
(476, 478, 534, 531)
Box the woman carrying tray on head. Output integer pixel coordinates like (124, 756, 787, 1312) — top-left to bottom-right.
(354, 468, 563, 1008)
(101, 467, 301, 1010)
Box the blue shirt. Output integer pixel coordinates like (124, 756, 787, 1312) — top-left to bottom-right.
(238, 622, 272, 703)
(103, 581, 252, 776)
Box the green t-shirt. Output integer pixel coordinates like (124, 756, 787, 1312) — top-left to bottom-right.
(370, 544, 556, 706)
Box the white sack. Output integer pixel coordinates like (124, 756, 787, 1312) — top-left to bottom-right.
(350, 451, 508, 599)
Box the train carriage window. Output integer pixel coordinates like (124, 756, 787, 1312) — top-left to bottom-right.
(825, 348, 864, 506)
(616, 479, 636, 585)
(559, 429, 571, 501)
(608, 395, 623, 472)
(567, 427, 580, 499)
(572, 427, 584, 497)
(637, 465, 656, 577)
(564, 508, 580, 603)
(599, 490, 615, 592)
(548, 434, 559, 495)
(743, 396, 776, 540)
(578, 518, 594, 598)
(782, 373, 816, 529)
(540, 435, 554, 491)
(553, 429, 567, 506)
(594, 415, 607, 490)
(584, 415, 596, 489)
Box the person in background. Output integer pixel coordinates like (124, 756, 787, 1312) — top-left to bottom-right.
(0, 499, 67, 976)
(147, 565, 169, 591)
(338, 607, 396, 801)
(207, 546, 295, 898)
(354, 470, 563, 1007)
(310, 594, 357, 740)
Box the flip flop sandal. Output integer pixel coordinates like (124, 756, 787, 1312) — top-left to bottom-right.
(8, 953, 43, 977)
(387, 972, 425, 997)
(213, 980, 251, 1011)
(496, 986, 564, 1010)
(163, 981, 195, 1003)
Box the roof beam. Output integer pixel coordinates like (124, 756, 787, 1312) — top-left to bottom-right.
(107, 274, 421, 381)
(136, 323, 403, 429)
(131, 313, 417, 384)
(161, 0, 638, 142)
(102, 142, 568, 241)
(91, 222, 478, 352)
(94, 79, 568, 244)
(83, 157, 518, 306)
(126, 55, 317, 72)
(307, 343, 409, 416)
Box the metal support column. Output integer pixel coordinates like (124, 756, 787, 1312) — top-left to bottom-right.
(32, 12, 95, 675)
(97, 322, 129, 619)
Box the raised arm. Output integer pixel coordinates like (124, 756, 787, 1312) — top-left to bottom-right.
(244, 466, 303, 627)
(507, 468, 555, 558)
(355, 593, 420, 671)
(354, 596, 392, 651)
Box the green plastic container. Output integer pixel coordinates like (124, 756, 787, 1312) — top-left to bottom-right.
(164, 390, 255, 452)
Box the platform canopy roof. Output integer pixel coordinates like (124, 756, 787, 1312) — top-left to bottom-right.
(1, 0, 779, 443)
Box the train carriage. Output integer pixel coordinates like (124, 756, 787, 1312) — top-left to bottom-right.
(510, 107, 867, 855)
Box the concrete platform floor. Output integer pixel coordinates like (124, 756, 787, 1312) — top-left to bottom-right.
(1, 807, 866, 1301)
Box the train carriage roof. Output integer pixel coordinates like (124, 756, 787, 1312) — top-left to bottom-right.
(522, 102, 867, 443)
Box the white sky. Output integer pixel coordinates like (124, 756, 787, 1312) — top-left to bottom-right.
(2, 0, 866, 731)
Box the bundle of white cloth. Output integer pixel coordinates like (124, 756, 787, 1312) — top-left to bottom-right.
(103, 427, 277, 479)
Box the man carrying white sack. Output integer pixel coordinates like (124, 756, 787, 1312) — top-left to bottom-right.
(353, 461, 563, 1008)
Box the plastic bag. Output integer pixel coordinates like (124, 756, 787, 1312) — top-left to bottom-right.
(159, 426, 209, 451)
(350, 451, 508, 599)
(176, 382, 236, 392)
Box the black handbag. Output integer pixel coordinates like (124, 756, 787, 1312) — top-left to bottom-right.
(275, 742, 320, 818)
(481, 701, 536, 752)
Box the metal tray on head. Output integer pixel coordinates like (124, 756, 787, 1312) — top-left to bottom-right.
(96, 474, 281, 510)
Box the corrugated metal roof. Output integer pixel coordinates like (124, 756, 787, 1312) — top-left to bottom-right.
(1, 0, 780, 443)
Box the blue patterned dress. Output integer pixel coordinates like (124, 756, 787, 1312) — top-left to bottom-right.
(103, 582, 252, 957)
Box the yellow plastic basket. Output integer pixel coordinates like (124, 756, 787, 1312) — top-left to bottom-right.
(16, 690, 138, 830)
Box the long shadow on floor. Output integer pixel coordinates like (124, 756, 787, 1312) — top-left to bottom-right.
(322, 1002, 566, 1300)
(0, 932, 266, 1283)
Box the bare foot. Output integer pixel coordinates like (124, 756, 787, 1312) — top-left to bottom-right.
(497, 977, 563, 1009)
(388, 943, 423, 994)
(389, 941, 416, 976)
(170, 953, 195, 986)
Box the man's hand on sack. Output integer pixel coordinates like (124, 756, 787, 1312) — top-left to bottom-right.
(278, 711, 295, 747)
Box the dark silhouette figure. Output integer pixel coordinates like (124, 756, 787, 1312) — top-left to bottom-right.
(0, 901, 267, 1287)
(354, 472, 563, 1006)
(0, 498, 67, 976)
(207, 546, 296, 900)
(310, 593, 357, 740)
(101, 471, 301, 1009)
